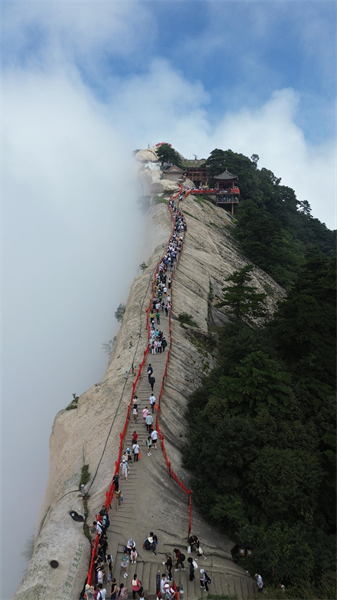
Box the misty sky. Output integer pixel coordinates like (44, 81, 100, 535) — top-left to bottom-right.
(1, 1, 336, 598)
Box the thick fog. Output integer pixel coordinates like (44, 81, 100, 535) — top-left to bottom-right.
(2, 71, 147, 599)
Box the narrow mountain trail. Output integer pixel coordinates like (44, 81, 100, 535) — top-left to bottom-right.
(91, 190, 255, 599)
(106, 338, 255, 599)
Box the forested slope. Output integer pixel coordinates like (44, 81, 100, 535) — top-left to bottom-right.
(205, 148, 335, 287)
(184, 150, 336, 599)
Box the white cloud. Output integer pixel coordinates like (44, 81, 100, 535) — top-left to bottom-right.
(210, 88, 336, 227)
(3, 0, 157, 78)
(2, 66, 147, 599)
(105, 58, 211, 146)
(102, 67, 335, 226)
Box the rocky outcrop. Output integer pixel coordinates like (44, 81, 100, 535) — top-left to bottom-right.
(134, 148, 159, 162)
(15, 152, 284, 600)
(150, 179, 180, 194)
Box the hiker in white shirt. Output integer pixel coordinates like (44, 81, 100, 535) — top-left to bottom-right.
(149, 393, 156, 413)
(145, 413, 153, 432)
(133, 443, 140, 462)
(151, 429, 158, 449)
(97, 584, 106, 599)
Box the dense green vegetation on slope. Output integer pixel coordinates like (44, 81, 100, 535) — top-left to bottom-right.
(184, 256, 336, 598)
(204, 149, 335, 287)
(183, 152, 336, 599)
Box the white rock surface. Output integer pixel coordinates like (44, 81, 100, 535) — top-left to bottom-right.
(150, 179, 180, 194)
(134, 148, 159, 162)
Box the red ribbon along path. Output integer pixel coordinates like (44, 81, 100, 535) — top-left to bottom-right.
(86, 186, 191, 586)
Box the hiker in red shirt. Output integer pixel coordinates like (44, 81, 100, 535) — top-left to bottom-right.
(173, 548, 185, 570)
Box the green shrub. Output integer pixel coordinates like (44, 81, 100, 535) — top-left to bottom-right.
(65, 394, 78, 411)
(79, 464, 90, 488)
(115, 303, 126, 322)
(183, 210, 199, 220)
(178, 312, 199, 328)
(83, 522, 91, 542)
(153, 195, 168, 205)
(262, 282, 275, 297)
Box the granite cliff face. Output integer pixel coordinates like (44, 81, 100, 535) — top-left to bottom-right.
(14, 152, 284, 600)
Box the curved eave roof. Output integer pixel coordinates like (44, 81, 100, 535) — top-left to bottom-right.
(214, 169, 238, 180)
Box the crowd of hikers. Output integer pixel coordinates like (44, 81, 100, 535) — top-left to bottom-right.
(147, 207, 185, 358)
(81, 192, 213, 599)
(83, 530, 210, 599)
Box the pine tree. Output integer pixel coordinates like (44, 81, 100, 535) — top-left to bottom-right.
(217, 265, 267, 326)
(204, 148, 227, 176)
(114, 303, 126, 322)
(155, 144, 183, 167)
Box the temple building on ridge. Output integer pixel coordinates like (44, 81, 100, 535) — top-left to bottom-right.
(183, 161, 240, 216)
(159, 153, 241, 216)
(213, 169, 240, 215)
(184, 159, 210, 187)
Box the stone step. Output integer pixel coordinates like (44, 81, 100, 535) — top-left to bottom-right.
(225, 572, 237, 597)
(133, 427, 155, 432)
(235, 574, 246, 599)
(142, 561, 151, 593)
(137, 386, 163, 392)
(105, 327, 254, 599)
(175, 568, 242, 600)
(208, 571, 221, 597)
(107, 533, 120, 572)
(239, 575, 250, 598)
(243, 576, 255, 597)
(220, 572, 233, 597)
(181, 571, 193, 598)
(127, 560, 144, 588)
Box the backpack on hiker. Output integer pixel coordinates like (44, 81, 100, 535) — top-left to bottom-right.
(102, 514, 110, 529)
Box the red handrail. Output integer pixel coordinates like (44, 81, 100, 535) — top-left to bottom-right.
(86, 185, 192, 586)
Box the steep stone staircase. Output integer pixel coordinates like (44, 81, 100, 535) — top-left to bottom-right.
(103, 201, 255, 599)
(105, 310, 254, 598)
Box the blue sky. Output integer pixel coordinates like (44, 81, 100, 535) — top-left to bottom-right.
(3, 1, 336, 148)
(3, 0, 335, 226)
(1, 2, 336, 598)
(4, 1, 335, 144)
